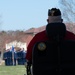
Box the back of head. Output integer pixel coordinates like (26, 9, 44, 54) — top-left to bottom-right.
(46, 8, 66, 41)
(48, 8, 62, 23)
(48, 8, 61, 16)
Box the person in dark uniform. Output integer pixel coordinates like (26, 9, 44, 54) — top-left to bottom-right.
(26, 8, 75, 62)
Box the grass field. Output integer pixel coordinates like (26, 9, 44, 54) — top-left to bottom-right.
(0, 65, 26, 75)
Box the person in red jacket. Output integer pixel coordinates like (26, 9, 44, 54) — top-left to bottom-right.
(26, 8, 75, 62)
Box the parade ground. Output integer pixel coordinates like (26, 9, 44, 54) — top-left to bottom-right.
(0, 65, 26, 75)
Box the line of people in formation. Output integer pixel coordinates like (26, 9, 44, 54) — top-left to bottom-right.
(3, 48, 27, 66)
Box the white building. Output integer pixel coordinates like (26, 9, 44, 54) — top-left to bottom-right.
(6, 40, 27, 51)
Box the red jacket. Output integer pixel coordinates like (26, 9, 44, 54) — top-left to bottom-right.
(26, 30, 75, 61)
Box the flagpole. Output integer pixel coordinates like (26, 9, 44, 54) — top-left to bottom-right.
(12, 46, 14, 66)
(12, 51, 14, 66)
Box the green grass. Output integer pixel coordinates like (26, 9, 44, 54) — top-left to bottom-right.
(0, 65, 26, 75)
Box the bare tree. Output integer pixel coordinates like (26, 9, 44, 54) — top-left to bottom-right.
(59, 0, 75, 32)
(60, 0, 75, 23)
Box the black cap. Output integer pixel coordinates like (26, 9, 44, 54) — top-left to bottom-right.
(48, 8, 61, 16)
